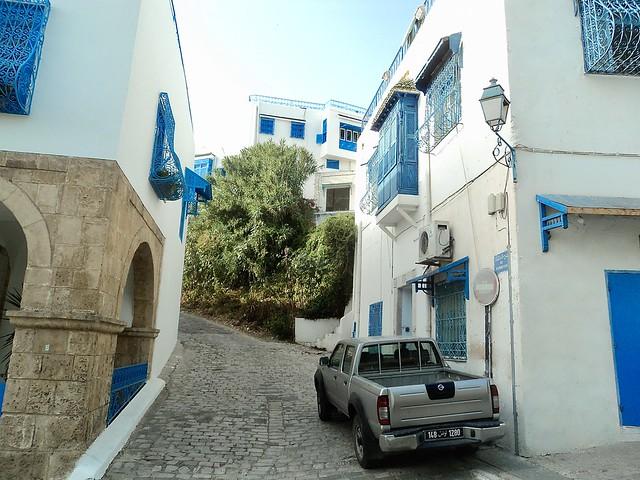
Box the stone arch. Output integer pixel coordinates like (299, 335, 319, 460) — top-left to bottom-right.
(113, 232, 160, 368)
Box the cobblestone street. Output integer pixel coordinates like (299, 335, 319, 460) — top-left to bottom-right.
(104, 313, 562, 480)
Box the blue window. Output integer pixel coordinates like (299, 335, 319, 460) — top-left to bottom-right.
(326, 159, 339, 170)
(290, 121, 305, 139)
(435, 281, 467, 360)
(339, 123, 361, 151)
(577, 0, 640, 75)
(180, 167, 212, 240)
(0, 0, 51, 115)
(316, 118, 327, 144)
(360, 93, 419, 214)
(259, 116, 275, 135)
(149, 93, 184, 201)
(193, 157, 215, 178)
(368, 302, 383, 336)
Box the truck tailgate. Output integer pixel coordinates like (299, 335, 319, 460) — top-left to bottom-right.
(389, 377, 493, 428)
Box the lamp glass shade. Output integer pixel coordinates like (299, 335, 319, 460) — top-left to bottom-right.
(479, 80, 510, 129)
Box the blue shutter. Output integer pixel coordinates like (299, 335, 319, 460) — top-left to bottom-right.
(399, 94, 418, 195)
(326, 159, 340, 170)
(290, 121, 305, 139)
(259, 117, 274, 135)
(368, 302, 383, 336)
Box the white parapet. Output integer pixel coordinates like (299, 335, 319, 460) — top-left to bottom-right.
(294, 317, 340, 347)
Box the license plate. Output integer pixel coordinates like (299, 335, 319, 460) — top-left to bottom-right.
(424, 427, 463, 441)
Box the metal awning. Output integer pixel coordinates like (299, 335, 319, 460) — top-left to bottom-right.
(406, 256, 469, 299)
(537, 194, 640, 252)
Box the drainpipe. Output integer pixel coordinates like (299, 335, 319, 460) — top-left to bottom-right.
(353, 221, 363, 337)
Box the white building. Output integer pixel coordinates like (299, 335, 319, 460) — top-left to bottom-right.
(351, 0, 640, 457)
(0, 1, 206, 478)
(249, 95, 364, 222)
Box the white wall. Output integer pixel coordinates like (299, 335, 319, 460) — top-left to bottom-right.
(504, 0, 640, 454)
(0, 0, 141, 160)
(115, 0, 195, 378)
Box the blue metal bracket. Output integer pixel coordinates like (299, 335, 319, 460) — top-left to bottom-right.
(537, 195, 569, 252)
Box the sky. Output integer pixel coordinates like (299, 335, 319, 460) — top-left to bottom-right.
(174, 0, 422, 157)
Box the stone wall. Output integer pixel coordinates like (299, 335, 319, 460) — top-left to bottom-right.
(0, 151, 165, 480)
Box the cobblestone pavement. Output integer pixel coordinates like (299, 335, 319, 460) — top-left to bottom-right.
(104, 312, 563, 480)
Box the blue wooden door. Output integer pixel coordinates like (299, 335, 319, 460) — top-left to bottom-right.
(368, 302, 383, 336)
(607, 271, 640, 426)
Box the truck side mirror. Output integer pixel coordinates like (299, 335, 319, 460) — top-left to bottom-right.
(319, 356, 329, 366)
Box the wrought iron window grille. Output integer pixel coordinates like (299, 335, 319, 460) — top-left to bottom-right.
(0, 0, 50, 115)
(576, 0, 640, 75)
(418, 52, 462, 153)
(435, 281, 467, 360)
(107, 363, 148, 425)
(149, 92, 184, 201)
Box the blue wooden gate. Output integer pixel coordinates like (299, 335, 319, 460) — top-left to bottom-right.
(606, 271, 640, 427)
(107, 363, 148, 425)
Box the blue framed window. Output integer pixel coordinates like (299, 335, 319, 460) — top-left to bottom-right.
(180, 167, 212, 240)
(193, 157, 215, 178)
(326, 159, 339, 170)
(0, 0, 51, 115)
(149, 93, 184, 201)
(369, 302, 383, 336)
(259, 116, 275, 135)
(339, 123, 361, 151)
(435, 281, 467, 360)
(290, 121, 305, 139)
(360, 92, 418, 214)
(577, 0, 640, 75)
(316, 118, 327, 144)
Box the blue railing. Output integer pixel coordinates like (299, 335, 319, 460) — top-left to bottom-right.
(249, 95, 365, 115)
(362, 0, 437, 127)
(0, 0, 51, 115)
(107, 362, 148, 425)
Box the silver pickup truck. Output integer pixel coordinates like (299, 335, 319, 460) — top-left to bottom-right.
(314, 336, 505, 468)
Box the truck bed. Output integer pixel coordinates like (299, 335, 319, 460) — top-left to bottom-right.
(363, 369, 477, 388)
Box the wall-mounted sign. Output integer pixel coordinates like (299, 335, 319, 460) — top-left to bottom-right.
(494, 250, 509, 274)
(473, 268, 500, 306)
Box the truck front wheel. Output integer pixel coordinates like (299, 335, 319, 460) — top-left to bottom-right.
(316, 389, 333, 421)
(352, 414, 382, 469)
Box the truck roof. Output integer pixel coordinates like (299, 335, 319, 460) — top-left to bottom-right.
(339, 336, 437, 346)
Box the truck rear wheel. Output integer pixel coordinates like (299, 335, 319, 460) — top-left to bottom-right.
(352, 414, 382, 469)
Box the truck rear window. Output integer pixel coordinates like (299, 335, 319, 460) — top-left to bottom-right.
(359, 345, 380, 372)
(358, 340, 442, 374)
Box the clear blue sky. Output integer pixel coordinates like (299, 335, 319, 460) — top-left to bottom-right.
(175, 0, 422, 156)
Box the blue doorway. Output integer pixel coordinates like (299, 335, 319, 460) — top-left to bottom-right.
(606, 271, 640, 427)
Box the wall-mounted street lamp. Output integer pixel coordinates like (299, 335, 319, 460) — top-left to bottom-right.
(479, 78, 517, 181)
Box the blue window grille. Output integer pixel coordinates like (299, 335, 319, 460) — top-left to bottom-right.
(290, 121, 305, 139)
(576, 0, 640, 75)
(316, 118, 327, 144)
(360, 92, 419, 215)
(368, 302, 383, 336)
(418, 51, 462, 153)
(107, 363, 148, 425)
(435, 281, 467, 360)
(259, 116, 275, 135)
(0, 0, 51, 115)
(180, 167, 212, 240)
(326, 159, 340, 170)
(339, 123, 361, 151)
(149, 92, 184, 201)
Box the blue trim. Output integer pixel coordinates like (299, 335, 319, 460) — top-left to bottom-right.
(149, 93, 184, 201)
(107, 363, 148, 425)
(316, 119, 327, 144)
(339, 122, 362, 133)
(408, 256, 470, 300)
(536, 194, 569, 252)
(259, 116, 275, 135)
(290, 121, 305, 139)
(339, 140, 357, 152)
(180, 167, 212, 240)
(326, 159, 340, 170)
(0, 380, 5, 417)
(0, 0, 51, 115)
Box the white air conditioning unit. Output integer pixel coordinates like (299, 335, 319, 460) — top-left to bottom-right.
(417, 221, 452, 265)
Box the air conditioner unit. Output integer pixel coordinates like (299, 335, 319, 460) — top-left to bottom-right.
(417, 221, 452, 265)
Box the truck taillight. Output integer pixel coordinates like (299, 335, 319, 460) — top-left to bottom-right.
(377, 395, 390, 425)
(490, 384, 499, 414)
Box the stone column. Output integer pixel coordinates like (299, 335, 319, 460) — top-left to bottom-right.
(0, 313, 123, 480)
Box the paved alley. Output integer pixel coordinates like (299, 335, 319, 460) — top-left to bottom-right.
(103, 313, 570, 480)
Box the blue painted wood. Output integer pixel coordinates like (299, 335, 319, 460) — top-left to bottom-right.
(368, 302, 383, 336)
(259, 116, 274, 135)
(0, 380, 5, 417)
(326, 159, 339, 170)
(290, 121, 305, 139)
(407, 256, 469, 300)
(107, 363, 148, 425)
(180, 167, 212, 240)
(0, 0, 51, 115)
(606, 271, 640, 426)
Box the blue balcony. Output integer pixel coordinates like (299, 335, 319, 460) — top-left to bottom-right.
(0, 0, 51, 115)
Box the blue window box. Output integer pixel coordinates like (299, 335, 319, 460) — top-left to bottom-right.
(290, 121, 305, 139)
(0, 0, 51, 115)
(259, 116, 275, 135)
(326, 159, 340, 170)
(149, 93, 184, 201)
